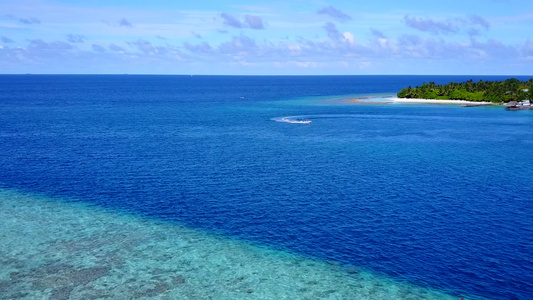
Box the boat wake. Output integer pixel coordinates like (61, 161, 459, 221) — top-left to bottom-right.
(273, 113, 479, 124)
(272, 114, 381, 124)
(272, 116, 312, 124)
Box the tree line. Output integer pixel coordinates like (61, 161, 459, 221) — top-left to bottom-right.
(397, 78, 533, 102)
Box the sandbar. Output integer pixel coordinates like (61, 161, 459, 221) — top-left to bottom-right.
(386, 97, 495, 105)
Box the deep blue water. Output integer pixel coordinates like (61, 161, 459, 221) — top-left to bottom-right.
(1, 75, 532, 299)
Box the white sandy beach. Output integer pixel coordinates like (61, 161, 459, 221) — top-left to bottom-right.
(386, 97, 494, 105)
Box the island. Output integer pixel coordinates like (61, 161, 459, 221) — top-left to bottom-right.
(397, 78, 533, 105)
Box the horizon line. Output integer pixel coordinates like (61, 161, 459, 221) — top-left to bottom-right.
(1, 73, 532, 77)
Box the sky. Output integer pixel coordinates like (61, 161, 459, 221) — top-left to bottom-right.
(1, 0, 532, 75)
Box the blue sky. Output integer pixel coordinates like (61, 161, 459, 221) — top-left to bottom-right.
(1, 0, 532, 74)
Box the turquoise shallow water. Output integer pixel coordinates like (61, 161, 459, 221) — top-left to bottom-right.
(0, 189, 458, 300)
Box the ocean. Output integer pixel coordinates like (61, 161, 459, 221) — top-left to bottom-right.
(0, 75, 532, 299)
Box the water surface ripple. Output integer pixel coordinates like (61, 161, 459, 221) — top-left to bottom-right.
(1, 75, 532, 299)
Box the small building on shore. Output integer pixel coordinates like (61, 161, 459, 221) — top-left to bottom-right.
(505, 100, 533, 111)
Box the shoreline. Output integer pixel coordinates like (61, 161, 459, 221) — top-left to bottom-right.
(348, 96, 499, 106)
(387, 97, 496, 105)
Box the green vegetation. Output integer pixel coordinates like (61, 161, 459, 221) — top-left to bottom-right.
(397, 78, 533, 103)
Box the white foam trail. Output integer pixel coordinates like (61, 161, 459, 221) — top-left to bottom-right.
(272, 116, 312, 124)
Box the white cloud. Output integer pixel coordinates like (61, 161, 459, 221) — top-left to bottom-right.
(323, 22, 343, 41)
(287, 44, 301, 55)
(92, 44, 105, 52)
(0, 0, 530, 74)
(119, 18, 133, 28)
(109, 44, 125, 52)
(244, 15, 264, 30)
(67, 34, 86, 43)
(221, 13, 242, 28)
(404, 16, 457, 35)
(317, 6, 352, 22)
(343, 32, 355, 45)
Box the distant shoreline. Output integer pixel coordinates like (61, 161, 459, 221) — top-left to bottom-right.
(387, 97, 496, 105)
(348, 97, 498, 106)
